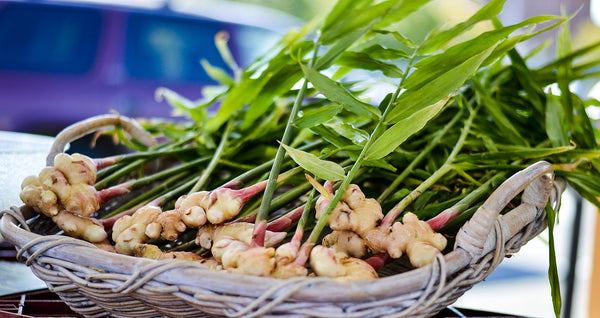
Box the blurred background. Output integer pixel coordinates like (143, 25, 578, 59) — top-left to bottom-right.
(1, 0, 599, 135)
(0, 0, 599, 317)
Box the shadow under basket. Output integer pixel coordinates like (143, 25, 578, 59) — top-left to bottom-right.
(0, 160, 564, 318)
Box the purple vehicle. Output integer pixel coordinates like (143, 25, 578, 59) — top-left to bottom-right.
(0, 0, 300, 135)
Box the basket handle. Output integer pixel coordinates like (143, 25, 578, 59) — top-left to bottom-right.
(47, 114, 157, 166)
(454, 161, 555, 263)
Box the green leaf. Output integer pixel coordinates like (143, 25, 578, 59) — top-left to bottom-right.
(419, 0, 508, 54)
(362, 158, 397, 172)
(200, 59, 235, 86)
(472, 79, 527, 145)
(561, 172, 600, 208)
(545, 94, 570, 147)
(320, 0, 399, 44)
(406, 15, 563, 93)
(279, 142, 346, 181)
(301, 64, 381, 119)
(206, 76, 269, 132)
(455, 145, 575, 162)
(482, 17, 569, 67)
(374, 0, 433, 30)
(366, 97, 449, 160)
(537, 39, 600, 73)
(554, 149, 600, 161)
(507, 49, 546, 114)
(370, 30, 418, 48)
(557, 14, 575, 130)
(336, 51, 404, 77)
(155, 87, 208, 123)
(546, 203, 562, 318)
(315, 27, 370, 70)
(321, 0, 370, 36)
(323, 122, 369, 146)
(570, 94, 598, 149)
(385, 46, 495, 124)
(294, 105, 342, 129)
(243, 64, 303, 128)
(310, 125, 355, 150)
(360, 44, 411, 60)
(414, 190, 437, 211)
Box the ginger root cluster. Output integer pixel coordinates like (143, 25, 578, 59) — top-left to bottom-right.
(20, 153, 106, 242)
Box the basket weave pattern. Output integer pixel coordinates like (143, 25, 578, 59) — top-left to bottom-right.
(0, 160, 564, 318)
(0, 115, 564, 317)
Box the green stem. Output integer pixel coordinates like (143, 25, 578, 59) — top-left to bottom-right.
(252, 41, 321, 246)
(96, 135, 194, 182)
(243, 181, 312, 219)
(438, 171, 509, 233)
(299, 188, 316, 229)
(104, 147, 199, 164)
(222, 140, 322, 188)
(189, 120, 233, 193)
(129, 156, 210, 190)
(103, 172, 191, 218)
(153, 175, 199, 207)
(378, 106, 465, 202)
(381, 104, 479, 226)
(95, 158, 151, 190)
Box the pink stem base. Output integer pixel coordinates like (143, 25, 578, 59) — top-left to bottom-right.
(266, 206, 304, 232)
(426, 207, 459, 230)
(364, 253, 391, 271)
(250, 220, 268, 248)
(98, 184, 132, 204)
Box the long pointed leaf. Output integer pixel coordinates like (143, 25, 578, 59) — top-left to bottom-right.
(386, 46, 495, 124)
(545, 94, 570, 147)
(366, 97, 449, 160)
(301, 64, 381, 119)
(279, 142, 346, 181)
(336, 51, 404, 77)
(294, 105, 342, 129)
(323, 122, 369, 146)
(546, 203, 562, 318)
(472, 79, 527, 145)
(419, 0, 508, 54)
(321, 0, 399, 44)
(406, 15, 563, 93)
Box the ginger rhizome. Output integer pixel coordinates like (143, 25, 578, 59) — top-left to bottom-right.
(181, 180, 268, 225)
(20, 153, 109, 242)
(112, 205, 161, 255)
(195, 222, 286, 276)
(21, 153, 99, 218)
(141, 180, 270, 242)
(309, 245, 378, 282)
(314, 181, 448, 268)
(315, 182, 383, 237)
(132, 243, 220, 269)
(364, 212, 447, 267)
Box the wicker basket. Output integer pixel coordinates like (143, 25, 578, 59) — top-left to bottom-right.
(0, 115, 566, 318)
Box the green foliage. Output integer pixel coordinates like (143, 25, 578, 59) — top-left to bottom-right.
(279, 142, 346, 181)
